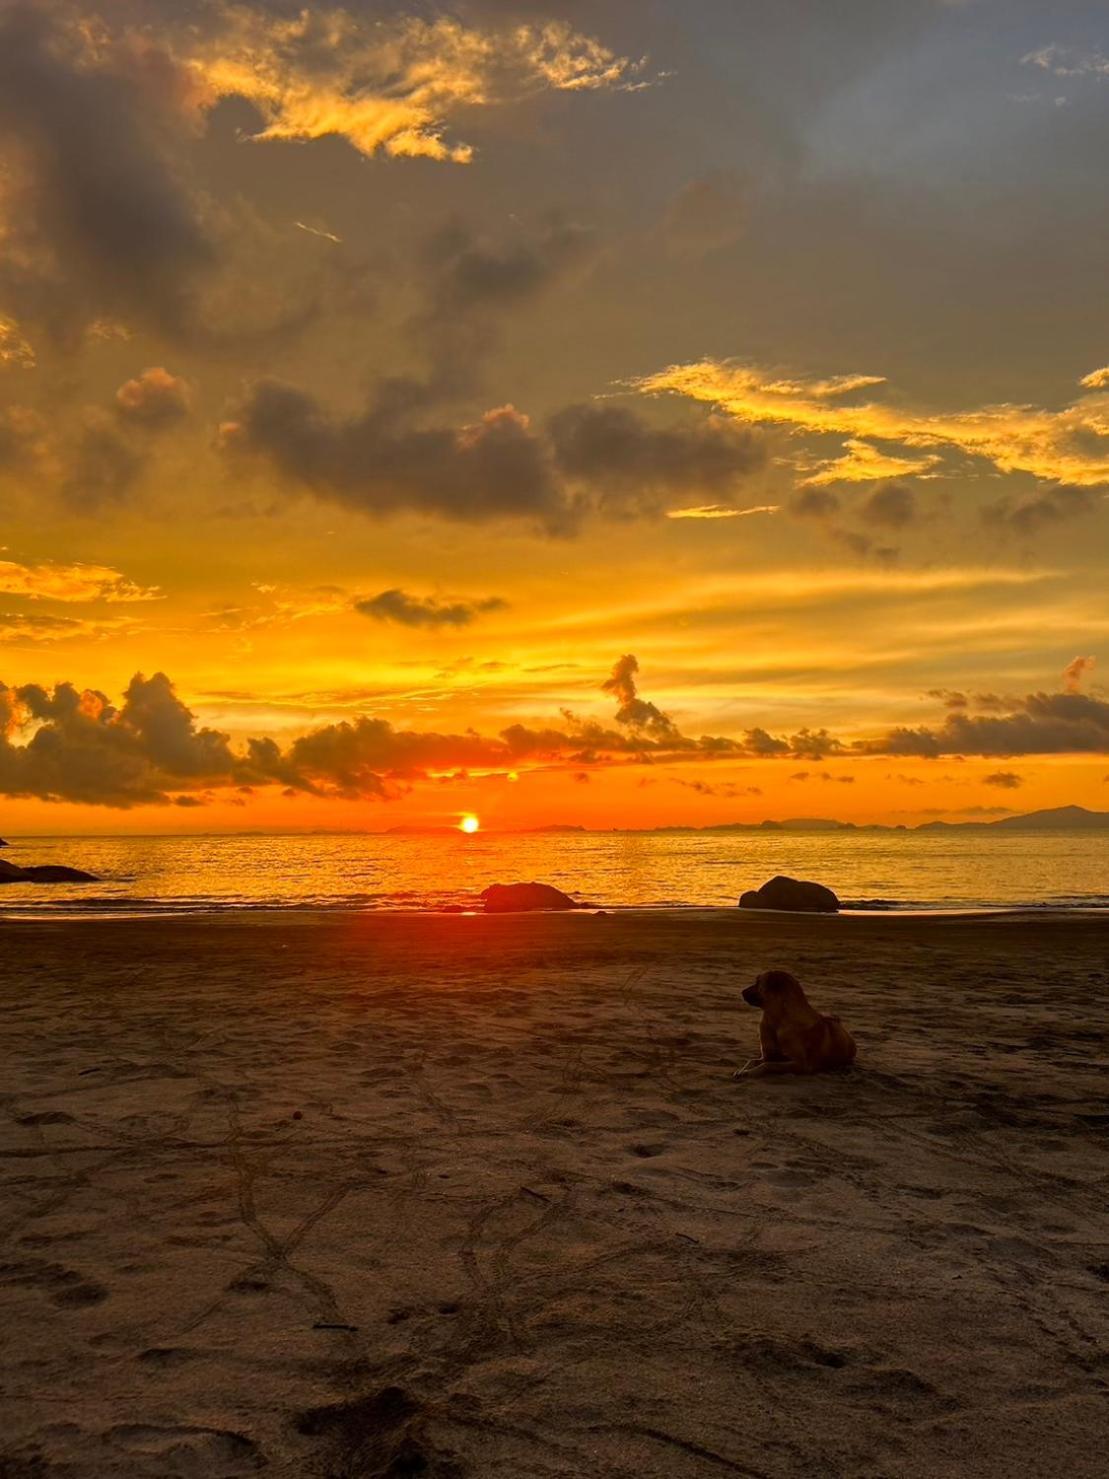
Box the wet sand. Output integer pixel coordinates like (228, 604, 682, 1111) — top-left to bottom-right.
(1, 910, 1107, 1477)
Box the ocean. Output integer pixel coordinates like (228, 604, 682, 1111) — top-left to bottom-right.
(1, 828, 1107, 916)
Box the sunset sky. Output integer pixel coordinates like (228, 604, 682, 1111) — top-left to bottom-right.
(1, 0, 1108, 833)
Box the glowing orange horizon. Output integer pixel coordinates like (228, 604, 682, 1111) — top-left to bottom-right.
(459, 814, 480, 834)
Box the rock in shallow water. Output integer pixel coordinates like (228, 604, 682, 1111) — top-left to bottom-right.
(739, 874, 839, 913)
(480, 882, 581, 913)
(0, 858, 99, 884)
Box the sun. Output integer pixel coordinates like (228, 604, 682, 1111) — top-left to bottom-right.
(459, 814, 480, 834)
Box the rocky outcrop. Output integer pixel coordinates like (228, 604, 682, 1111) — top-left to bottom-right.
(738, 875, 839, 913)
(480, 882, 581, 913)
(0, 858, 99, 884)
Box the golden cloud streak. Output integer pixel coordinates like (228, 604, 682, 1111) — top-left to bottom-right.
(636, 360, 1109, 487)
(0, 559, 161, 603)
(666, 503, 780, 520)
(176, 8, 647, 163)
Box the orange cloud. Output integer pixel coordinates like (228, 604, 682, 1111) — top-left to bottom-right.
(635, 360, 1109, 488)
(0, 558, 161, 603)
(175, 7, 649, 164)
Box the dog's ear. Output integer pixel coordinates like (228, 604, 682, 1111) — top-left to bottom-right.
(762, 969, 799, 994)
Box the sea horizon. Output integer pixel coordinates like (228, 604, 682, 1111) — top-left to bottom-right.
(3, 825, 1107, 918)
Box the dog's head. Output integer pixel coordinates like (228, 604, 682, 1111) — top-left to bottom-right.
(742, 968, 803, 1009)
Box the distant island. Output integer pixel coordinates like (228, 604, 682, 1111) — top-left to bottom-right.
(643, 805, 1109, 834)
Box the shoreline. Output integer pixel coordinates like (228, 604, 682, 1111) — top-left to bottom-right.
(2, 900, 1109, 924)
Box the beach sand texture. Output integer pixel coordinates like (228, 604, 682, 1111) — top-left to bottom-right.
(2, 911, 1107, 1477)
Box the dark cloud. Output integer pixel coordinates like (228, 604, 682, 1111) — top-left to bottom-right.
(743, 727, 791, 757)
(0, 671, 241, 807)
(871, 689, 1109, 757)
(424, 218, 597, 320)
(224, 379, 768, 531)
(0, 406, 46, 472)
(61, 415, 146, 510)
(983, 770, 1023, 789)
(829, 528, 899, 564)
(0, 654, 841, 808)
(670, 777, 762, 798)
(548, 402, 766, 516)
(15, 654, 1101, 813)
(601, 654, 680, 739)
(222, 381, 569, 532)
(858, 479, 917, 529)
(411, 217, 601, 394)
(0, 5, 212, 345)
(789, 487, 840, 519)
(981, 484, 1096, 536)
(926, 688, 968, 709)
(354, 589, 507, 628)
(788, 727, 844, 761)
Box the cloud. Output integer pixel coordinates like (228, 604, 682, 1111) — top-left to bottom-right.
(0, 671, 242, 806)
(423, 219, 597, 320)
(1080, 367, 1109, 391)
(0, 405, 47, 470)
(0, 315, 35, 369)
(62, 414, 146, 509)
(981, 484, 1095, 536)
(789, 487, 840, 519)
(871, 690, 1109, 757)
(636, 358, 1109, 489)
(858, 480, 918, 529)
(1063, 655, 1095, 692)
(175, 7, 649, 164)
(0, 6, 640, 348)
(661, 173, 746, 257)
(0, 653, 820, 808)
(0, 5, 214, 345)
(742, 727, 791, 758)
(223, 379, 768, 531)
(0, 558, 160, 603)
(1022, 46, 1109, 80)
(670, 777, 762, 798)
(354, 589, 507, 629)
(414, 217, 600, 390)
(601, 654, 680, 740)
(665, 504, 778, 520)
(983, 770, 1023, 789)
(547, 401, 767, 516)
(0, 610, 85, 644)
(115, 367, 191, 427)
(10, 653, 1107, 811)
(802, 439, 939, 487)
(222, 382, 569, 531)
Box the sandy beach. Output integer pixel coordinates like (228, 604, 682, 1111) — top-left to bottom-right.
(2, 909, 1107, 1478)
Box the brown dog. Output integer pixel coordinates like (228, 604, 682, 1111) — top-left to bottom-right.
(735, 969, 856, 1078)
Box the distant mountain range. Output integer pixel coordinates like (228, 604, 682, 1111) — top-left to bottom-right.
(387, 806, 1109, 837)
(650, 810, 1109, 834)
(659, 805, 1109, 834)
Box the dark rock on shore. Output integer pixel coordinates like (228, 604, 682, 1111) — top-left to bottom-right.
(480, 882, 581, 913)
(0, 858, 99, 884)
(739, 875, 839, 913)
